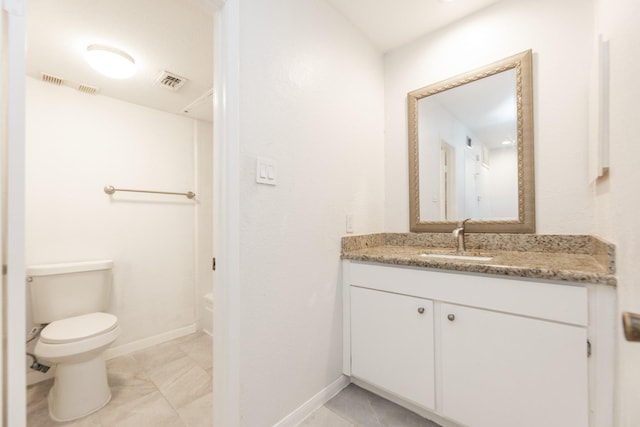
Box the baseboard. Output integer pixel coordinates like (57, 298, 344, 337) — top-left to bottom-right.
(104, 323, 197, 359)
(27, 324, 198, 386)
(273, 375, 350, 427)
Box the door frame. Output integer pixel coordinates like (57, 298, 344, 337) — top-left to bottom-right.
(212, 0, 241, 426)
(2, 1, 26, 426)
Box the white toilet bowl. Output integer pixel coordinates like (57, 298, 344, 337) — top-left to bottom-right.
(35, 312, 121, 422)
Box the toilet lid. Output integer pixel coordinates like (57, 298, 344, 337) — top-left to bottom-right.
(40, 312, 119, 344)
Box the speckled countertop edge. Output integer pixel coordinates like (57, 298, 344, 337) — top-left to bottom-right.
(341, 233, 617, 286)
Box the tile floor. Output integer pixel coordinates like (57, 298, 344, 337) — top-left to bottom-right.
(301, 384, 442, 427)
(28, 332, 439, 427)
(27, 332, 213, 427)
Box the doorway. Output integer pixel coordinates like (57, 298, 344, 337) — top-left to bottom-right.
(21, 0, 215, 425)
(440, 142, 456, 220)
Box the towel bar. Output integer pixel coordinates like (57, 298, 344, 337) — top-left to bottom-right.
(104, 185, 195, 199)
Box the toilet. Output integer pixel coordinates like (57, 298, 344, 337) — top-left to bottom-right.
(27, 260, 121, 422)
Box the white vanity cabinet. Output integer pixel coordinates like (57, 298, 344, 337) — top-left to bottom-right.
(351, 286, 435, 410)
(439, 303, 587, 427)
(343, 261, 592, 427)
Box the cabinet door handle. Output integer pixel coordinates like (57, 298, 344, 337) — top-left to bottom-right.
(417, 307, 425, 314)
(447, 314, 455, 321)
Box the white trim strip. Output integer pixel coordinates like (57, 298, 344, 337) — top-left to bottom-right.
(273, 376, 350, 427)
(104, 323, 197, 359)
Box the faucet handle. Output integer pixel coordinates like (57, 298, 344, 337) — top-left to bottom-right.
(453, 218, 471, 238)
(458, 218, 472, 228)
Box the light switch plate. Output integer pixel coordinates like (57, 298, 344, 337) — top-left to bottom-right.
(256, 157, 277, 185)
(346, 213, 354, 233)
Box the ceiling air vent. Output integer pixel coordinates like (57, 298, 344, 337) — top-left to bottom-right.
(155, 70, 188, 91)
(40, 72, 100, 95)
(77, 84, 99, 95)
(41, 73, 65, 86)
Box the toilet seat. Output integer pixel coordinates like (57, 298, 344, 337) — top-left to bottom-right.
(41, 312, 119, 344)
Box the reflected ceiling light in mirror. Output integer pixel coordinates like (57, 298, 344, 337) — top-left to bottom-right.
(502, 140, 514, 145)
(85, 44, 136, 79)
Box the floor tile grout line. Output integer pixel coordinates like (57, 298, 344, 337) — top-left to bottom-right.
(323, 406, 359, 426)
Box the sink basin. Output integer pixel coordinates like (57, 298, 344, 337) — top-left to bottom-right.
(420, 253, 494, 262)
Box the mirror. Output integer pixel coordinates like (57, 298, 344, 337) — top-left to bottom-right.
(408, 50, 534, 233)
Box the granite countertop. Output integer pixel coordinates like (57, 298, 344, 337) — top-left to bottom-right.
(341, 233, 617, 286)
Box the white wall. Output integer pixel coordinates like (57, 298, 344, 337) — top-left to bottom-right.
(25, 77, 207, 348)
(228, 0, 385, 424)
(485, 145, 518, 219)
(592, 0, 640, 425)
(384, 0, 595, 233)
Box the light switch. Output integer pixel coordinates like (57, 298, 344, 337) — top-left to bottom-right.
(346, 213, 354, 233)
(256, 157, 277, 185)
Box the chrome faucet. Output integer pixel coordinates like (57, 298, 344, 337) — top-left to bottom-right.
(452, 218, 471, 254)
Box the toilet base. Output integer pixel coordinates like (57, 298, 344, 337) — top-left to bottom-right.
(47, 354, 112, 422)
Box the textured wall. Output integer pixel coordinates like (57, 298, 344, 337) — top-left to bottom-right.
(231, 0, 385, 424)
(593, 0, 640, 425)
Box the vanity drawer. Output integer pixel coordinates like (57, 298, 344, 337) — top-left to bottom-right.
(347, 261, 587, 326)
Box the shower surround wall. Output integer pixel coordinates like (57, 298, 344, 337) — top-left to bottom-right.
(25, 77, 211, 371)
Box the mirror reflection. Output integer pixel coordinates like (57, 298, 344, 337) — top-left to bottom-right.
(417, 68, 518, 221)
(408, 50, 535, 233)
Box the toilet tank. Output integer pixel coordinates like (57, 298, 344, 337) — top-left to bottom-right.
(27, 260, 114, 324)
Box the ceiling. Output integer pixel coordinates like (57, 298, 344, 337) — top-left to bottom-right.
(26, 0, 503, 120)
(26, 0, 214, 122)
(325, 0, 504, 52)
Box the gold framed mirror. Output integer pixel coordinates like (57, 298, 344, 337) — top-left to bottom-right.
(408, 49, 534, 233)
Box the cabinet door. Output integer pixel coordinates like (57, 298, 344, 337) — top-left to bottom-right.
(350, 286, 435, 409)
(440, 303, 588, 427)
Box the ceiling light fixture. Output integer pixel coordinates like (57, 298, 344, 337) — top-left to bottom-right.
(85, 44, 136, 79)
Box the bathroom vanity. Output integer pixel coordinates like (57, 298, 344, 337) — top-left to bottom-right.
(354, 47, 619, 426)
(341, 233, 616, 427)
